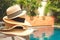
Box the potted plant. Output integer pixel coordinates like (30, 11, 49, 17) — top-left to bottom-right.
(14, 0, 54, 26)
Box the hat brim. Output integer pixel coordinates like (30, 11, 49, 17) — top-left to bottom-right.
(0, 28, 34, 36)
(2, 25, 28, 30)
(3, 16, 31, 26)
(2, 16, 31, 30)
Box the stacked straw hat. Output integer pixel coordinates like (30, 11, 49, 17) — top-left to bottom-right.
(0, 4, 34, 36)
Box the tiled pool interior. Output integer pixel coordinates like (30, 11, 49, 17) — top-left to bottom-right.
(30, 27, 60, 40)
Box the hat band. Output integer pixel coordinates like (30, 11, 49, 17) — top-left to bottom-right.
(7, 10, 23, 19)
(12, 17, 25, 23)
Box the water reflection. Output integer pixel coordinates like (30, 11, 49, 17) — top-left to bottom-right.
(33, 27, 54, 38)
(30, 27, 54, 40)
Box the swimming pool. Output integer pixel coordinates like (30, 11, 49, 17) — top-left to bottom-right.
(30, 27, 60, 40)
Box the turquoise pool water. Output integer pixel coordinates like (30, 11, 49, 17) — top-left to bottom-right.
(30, 28, 60, 40)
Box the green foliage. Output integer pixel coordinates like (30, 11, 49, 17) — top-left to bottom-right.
(15, 0, 41, 16)
(44, 0, 60, 15)
(0, 0, 16, 20)
(49, 0, 60, 12)
(44, 1, 51, 15)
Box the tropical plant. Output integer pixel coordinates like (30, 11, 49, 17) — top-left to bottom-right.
(44, 0, 60, 24)
(44, 0, 60, 15)
(15, 0, 41, 16)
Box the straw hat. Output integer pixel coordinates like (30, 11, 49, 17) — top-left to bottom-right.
(6, 4, 26, 19)
(0, 28, 34, 36)
(2, 16, 31, 30)
(0, 4, 33, 36)
(1, 16, 33, 36)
